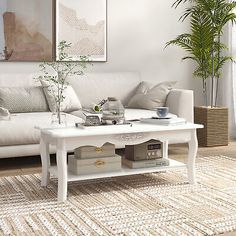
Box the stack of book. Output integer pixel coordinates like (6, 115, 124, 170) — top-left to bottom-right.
(140, 117, 186, 126)
(122, 158, 169, 169)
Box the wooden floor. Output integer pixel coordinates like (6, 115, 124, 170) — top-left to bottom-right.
(0, 142, 236, 236)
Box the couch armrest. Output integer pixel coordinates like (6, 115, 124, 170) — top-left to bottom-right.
(165, 89, 194, 122)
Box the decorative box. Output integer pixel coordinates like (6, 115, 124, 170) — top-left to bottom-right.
(125, 140, 163, 161)
(68, 154, 121, 175)
(74, 142, 115, 159)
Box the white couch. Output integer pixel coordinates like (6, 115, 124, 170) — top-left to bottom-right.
(0, 72, 193, 158)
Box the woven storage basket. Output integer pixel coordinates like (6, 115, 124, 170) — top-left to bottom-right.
(194, 106, 228, 147)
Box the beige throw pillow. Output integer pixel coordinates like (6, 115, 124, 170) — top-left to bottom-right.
(0, 87, 49, 113)
(127, 81, 176, 110)
(41, 80, 82, 112)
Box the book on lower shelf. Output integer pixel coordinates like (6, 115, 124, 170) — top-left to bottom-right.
(140, 117, 186, 125)
(122, 158, 170, 169)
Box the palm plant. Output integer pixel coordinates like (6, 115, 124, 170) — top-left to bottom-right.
(166, 0, 236, 107)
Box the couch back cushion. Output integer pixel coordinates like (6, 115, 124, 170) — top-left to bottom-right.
(0, 72, 141, 109)
(0, 73, 41, 87)
(68, 72, 141, 108)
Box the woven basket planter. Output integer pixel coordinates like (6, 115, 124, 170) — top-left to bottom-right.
(194, 106, 228, 147)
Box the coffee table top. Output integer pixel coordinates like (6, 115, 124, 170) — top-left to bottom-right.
(37, 122, 203, 139)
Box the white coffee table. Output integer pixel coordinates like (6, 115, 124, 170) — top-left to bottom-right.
(38, 122, 203, 202)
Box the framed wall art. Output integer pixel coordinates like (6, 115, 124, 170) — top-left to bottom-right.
(56, 0, 107, 62)
(0, 0, 54, 62)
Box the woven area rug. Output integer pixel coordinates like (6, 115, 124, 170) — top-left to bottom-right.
(0, 155, 236, 236)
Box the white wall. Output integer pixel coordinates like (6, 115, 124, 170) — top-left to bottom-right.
(221, 24, 236, 138)
(91, 0, 195, 90)
(0, 0, 201, 102)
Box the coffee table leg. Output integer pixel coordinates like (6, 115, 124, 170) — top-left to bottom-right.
(187, 129, 198, 184)
(162, 141, 168, 159)
(40, 137, 50, 186)
(56, 139, 68, 202)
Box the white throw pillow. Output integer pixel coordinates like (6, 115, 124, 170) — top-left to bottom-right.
(127, 81, 176, 110)
(41, 80, 82, 112)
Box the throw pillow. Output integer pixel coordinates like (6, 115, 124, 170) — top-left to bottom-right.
(41, 80, 82, 112)
(127, 81, 176, 110)
(0, 107, 10, 120)
(0, 87, 49, 113)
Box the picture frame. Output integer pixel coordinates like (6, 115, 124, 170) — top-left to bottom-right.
(0, 0, 54, 62)
(56, 0, 107, 62)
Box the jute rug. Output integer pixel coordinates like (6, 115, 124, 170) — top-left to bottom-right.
(0, 155, 236, 236)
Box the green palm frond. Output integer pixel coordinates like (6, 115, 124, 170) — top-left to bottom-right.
(179, 7, 194, 21)
(167, 0, 236, 107)
(168, 0, 236, 76)
(166, 34, 193, 52)
(182, 56, 198, 61)
(172, 0, 193, 9)
(215, 56, 233, 75)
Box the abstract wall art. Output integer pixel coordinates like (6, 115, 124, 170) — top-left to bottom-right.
(0, 0, 107, 62)
(56, 0, 107, 61)
(0, 0, 53, 62)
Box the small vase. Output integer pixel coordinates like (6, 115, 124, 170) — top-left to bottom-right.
(51, 112, 67, 127)
(101, 97, 125, 125)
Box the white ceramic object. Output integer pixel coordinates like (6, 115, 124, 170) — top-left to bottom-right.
(156, 107, 169, 118)
(0, 107, 10, 120)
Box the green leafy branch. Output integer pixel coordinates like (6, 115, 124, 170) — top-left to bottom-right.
(35, 41, 91, 123)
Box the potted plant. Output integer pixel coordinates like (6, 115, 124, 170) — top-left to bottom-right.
(166, 0, 236, 146)
(36, 41, 90, 125)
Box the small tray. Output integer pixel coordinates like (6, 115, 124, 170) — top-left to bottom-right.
(151, 116, 171, 120)
(75, 121, 132, 128)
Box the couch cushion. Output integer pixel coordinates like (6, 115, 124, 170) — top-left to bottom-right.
(0, 113, 83, 146)
(0, 87, 49, 113)
(41, 81, 82, 112)
(68, 72, 141, 108)
(127, 81, 176, 110)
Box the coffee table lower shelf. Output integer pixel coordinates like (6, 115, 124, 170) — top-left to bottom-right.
(49, 159, 186, 182)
